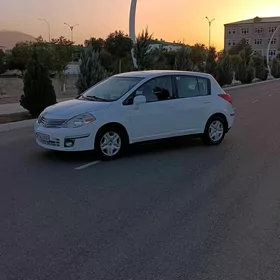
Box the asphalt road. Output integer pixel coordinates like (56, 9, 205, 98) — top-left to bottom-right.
(1, 80, 280, 280)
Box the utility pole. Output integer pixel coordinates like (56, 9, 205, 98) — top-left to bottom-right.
(205, 16, 215, 48)
(129, 0, 138, 69)
(38, 18, 51, 42)
(64, 22, 79, 42)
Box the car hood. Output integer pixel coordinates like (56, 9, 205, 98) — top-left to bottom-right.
(43, 99, 111, 119)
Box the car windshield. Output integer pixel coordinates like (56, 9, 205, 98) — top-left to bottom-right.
(82, 76, 143, 101)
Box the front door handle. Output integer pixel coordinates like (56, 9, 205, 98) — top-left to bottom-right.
(203, 101, 210, 104)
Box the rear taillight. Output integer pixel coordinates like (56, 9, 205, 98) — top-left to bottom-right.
(218, 93, 232, 103)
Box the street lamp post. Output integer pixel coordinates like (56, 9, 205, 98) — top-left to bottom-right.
(38, 18, 51, 42)
(205, 16, 215, 48)
(129, 0, 138, 69)
(267, 25, 280, 79)
(64, 22, 79, 42)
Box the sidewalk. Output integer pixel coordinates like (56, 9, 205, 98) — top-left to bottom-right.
(0, 98, 73, 115)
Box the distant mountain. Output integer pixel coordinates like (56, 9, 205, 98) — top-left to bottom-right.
(0, 30, 35, 50)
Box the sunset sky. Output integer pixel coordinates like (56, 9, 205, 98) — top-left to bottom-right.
(1, 0, 280, 50)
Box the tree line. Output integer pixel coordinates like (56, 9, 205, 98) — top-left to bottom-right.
(1, 28, 280, 117)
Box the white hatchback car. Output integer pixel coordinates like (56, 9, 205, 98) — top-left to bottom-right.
(34, 70, 235, 159)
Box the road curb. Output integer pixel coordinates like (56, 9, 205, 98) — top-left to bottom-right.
(224, 78, 280, 91)
(0, 119, 35, 133)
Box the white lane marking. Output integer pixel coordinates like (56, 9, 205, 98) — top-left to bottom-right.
(268, 93, 273, 97)
(75, 161, 101, 170)
(252, 99, 258, 103)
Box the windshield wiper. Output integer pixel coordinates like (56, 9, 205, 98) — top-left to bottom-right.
(85, 95, 110, 102)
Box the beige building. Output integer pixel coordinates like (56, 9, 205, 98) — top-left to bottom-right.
(224, 16, 280, 58)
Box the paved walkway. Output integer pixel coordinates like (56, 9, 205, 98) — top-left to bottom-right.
(0, 98, 72, 115)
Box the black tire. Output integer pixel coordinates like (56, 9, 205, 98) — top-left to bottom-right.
(202, 116, 226, 145)
(95, 125, 128, 160)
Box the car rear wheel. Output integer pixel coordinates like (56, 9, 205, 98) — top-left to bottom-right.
(95, 126, 127, 160)
(202, 116, 226, 145)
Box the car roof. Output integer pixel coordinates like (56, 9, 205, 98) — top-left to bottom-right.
(114, 70, 213, 79)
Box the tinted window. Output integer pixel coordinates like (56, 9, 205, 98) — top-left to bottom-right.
(82, 76, 143, 101)
(197, 77, 210, 96)
(136, 76, 173, 102)
(175, 76, 210, 98)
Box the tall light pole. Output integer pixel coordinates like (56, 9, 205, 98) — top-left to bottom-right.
(38, 18, 51, 42)
(64, 22, 79, 42)
(205, 16, 215, 48)
(129, 0, 138, 69)
(267, 25, 280, 79)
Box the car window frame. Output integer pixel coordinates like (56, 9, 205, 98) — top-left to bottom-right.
(172, 75, 211, 99)
(122, 75, 176, 106)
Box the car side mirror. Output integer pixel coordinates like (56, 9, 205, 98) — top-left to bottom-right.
(133, 95, 146, 109)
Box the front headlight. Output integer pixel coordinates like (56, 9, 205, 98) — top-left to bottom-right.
(38, 111, 45, 119)
(62, 113, 96, 128)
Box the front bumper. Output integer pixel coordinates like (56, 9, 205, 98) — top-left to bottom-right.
(34, 121, 96, 151)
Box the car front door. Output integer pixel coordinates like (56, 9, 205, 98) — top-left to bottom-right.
(123, 75, 178, 142)
(172, 75, 213, 134)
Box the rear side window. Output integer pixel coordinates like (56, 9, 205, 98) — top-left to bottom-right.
(197, 77, 211, 96)
(174, 76, 211, 98)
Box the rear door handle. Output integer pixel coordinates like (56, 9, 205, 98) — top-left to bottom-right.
(203, 101, 210, 104)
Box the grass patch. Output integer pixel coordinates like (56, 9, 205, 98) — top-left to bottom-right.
(0, 112, 35, 124)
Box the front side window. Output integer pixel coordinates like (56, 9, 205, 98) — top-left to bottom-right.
(135, 76, 173, 102)
(82, 76, 143, 101)
(175, 76, 210, 98)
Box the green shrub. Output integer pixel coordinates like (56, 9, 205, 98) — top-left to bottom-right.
(236, 62, 254, 84)
(214, 54, 233, 87)
(271, 58, 280, 78)
(76, 45, 107, 94)
(257, 69, 268, 81)
(205, 47, 217, 75)
(20, 50, 56, 117)
(173, 47, 192, 71)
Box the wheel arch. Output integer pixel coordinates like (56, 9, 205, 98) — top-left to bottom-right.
(206, 113, 229, 132)
(95, 122, 130, 147)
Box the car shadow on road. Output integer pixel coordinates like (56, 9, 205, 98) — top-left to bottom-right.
(126, 136, 205, 158)
(40, 149, 98, 164)
(39, 137, 211, 164)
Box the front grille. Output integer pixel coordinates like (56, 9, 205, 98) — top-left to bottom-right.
(38, 116, 66, 128)
(39, 138, 60, 147)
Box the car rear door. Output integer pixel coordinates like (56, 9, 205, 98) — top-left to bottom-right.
(172, 75, 214, 134)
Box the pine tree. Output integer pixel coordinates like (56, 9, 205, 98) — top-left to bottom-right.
(214, 54, 233, 87)
(20, 50, 56, 117)
(173, 47, 192, 71)
(134, 28, 153, 70)
(76, 45, 107, 94)
(271, 58, 280, 78)
(205, 47, 217, 75)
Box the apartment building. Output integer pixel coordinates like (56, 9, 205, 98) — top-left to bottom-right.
(224, 16, 280, 58)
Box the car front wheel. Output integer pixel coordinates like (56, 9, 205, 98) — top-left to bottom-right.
(202, 117, 226, 145)
(95, 126, 127, 160)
